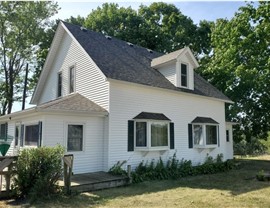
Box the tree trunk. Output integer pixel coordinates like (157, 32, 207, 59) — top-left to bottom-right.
(22, 63, 29, 110)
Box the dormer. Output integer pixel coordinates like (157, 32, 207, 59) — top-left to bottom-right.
(151, 47, 199, 90)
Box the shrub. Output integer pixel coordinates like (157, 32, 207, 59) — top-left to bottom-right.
(130, 153, 234, 183)
(108, 160, 127, 176)
(234, 138, 267, 156)
(12, 145, 65, 202)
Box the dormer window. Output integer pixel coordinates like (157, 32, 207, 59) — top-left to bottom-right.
(181, 63, 188, 87)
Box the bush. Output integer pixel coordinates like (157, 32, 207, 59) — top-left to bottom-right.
(130, 153, 234, 183)
(12, 145, 65, 202)
(108, 160, 127, 176)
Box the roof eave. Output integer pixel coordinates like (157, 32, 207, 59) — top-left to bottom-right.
(30, 22, 65, 104)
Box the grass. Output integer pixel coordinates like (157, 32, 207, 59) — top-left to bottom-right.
(2, 155, 270, 208)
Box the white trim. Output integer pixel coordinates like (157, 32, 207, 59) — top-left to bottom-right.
(69, 64, 76, 94)
(192, 123, 219, 148)
(24, 122, 40, 147)
(180, 62, 189, 88)
(134, 120, 170, 151)
(65, 122, 85, 153)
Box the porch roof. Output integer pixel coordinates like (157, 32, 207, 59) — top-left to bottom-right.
(0, 93, 108, 121)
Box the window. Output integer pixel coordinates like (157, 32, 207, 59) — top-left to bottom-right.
(135, 121, 169, 150)
(25, 124, 39, 146)
(0, 123, 7, 139)
(193, 124, 218, 147)
(226, 130, 230, 142)
(136, 122, 147, 147)
(69, 66, 75, 93)
(67, 124, 83, 151)
(15, 124, 20, 146)
(57, 72, 62, 97)
(181, 63, 188, 87)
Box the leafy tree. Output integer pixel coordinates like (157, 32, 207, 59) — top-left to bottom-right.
(0, 1, 59, 115)
(198, 2, 270, 141)
(84, 3, 211, 54)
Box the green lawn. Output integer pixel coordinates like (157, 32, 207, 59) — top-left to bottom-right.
(2, 155, 270, 208)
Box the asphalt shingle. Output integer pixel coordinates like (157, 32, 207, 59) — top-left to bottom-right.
(63, 22, 231, 102)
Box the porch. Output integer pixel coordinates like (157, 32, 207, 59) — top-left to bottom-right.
(59, 171, 130, 193)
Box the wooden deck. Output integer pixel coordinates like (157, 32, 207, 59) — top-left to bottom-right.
(59, 171, 130, 193)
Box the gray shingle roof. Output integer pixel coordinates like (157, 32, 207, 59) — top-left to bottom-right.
(133, 112, 171, 121)
(63, 22, 231, 102)
(37, 93, 107, 113)
(191, 117, 219, 124)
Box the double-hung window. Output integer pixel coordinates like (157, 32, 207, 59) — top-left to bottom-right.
(57, 72, 62, 97)
(181, 63, 188, 87)
(25, 124, 39, 146)
(69, 66, 75, 93)
(135, 120, 169, 150)
(67, 124, 83, 151)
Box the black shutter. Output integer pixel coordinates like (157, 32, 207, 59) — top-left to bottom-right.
(217, 126, 220, 147)
(20, 125, 24, 147)
(188, 124, 193, 148)
(38, 121, 42, 147)
(128, 120, 134, 152)
(170, 123, 174, 149)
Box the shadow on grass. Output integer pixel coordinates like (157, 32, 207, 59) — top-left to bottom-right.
(4, 158, 270, 208)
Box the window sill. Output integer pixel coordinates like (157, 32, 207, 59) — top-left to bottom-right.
(194, 145, 217, 149)
(135, 147, 169, 151)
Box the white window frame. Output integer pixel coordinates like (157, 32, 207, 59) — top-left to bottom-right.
(24, 122, 39, 147)
(134, 120, 170, 151)
(193, 123, 218, 148)
(66, 123, 85, 152)
(180, 62, 189, 88)
(69, 65, 76, 94)
(57, 71, 62, 98)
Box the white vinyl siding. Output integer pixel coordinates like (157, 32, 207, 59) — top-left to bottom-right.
(42, 115, 105, 174)
(38, 32, 109, 111)
(158, 64, 176, 86)
(107, 81, 229, 170)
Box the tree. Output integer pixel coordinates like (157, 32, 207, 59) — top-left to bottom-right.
(198, 2, 270, 141)
(0, 2, 59, 115)
(84, 3, 210, 54)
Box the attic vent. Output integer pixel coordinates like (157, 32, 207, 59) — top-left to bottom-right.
(127, 42, 134, 47)
(80, 27, 87, 32)
(105, 35, 112, 40)
(147, 49, 153, 53)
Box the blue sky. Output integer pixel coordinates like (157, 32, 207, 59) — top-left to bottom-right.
(54, 1, 248, 24)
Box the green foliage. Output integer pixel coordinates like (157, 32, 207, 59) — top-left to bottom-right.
(108, 160, 127, 176)
(198, 2, 270, 141)
(12, 145, 65, 202)
(0, 2, 59, 114)
(131, 153, 234, 183)
(234, 138, 267, 156)
(83, 3, 211, 54)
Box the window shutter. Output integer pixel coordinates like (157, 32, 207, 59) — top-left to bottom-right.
(188, 124, 193, 148)
(20, 125, 24, 147)
(128, 120, 134, 152)
(170, 123, 174, 149)
(38, 121, 43, 147)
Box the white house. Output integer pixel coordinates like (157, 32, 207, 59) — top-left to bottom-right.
(0, 21, 234, 174)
